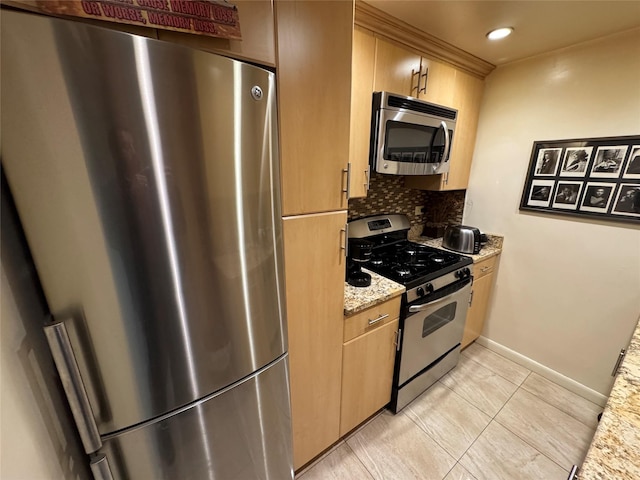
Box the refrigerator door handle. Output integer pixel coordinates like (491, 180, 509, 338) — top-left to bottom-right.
(90, 454, 115, 480)
(44, 319, 102, 454)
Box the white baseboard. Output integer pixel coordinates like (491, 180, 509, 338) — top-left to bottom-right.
(475, 336, 608, 407)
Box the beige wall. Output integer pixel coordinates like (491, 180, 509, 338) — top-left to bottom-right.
(1, 266, 65, 479)
(1, 183, 89, 479)
(464, 28, 640, 397)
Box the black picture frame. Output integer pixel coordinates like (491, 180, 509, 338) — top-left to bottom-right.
(520, 135, 640, 224)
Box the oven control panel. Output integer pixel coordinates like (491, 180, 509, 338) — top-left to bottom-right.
(415, 284, 434, 297)
(455, 267, 471, 279)
(406, 268, 472, 303)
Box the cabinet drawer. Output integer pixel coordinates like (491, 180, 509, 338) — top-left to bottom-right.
(473, 255, 497, 280)
(343, 296, 401, 342)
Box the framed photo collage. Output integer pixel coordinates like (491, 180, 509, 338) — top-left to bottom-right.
(520, 135, 640, 224)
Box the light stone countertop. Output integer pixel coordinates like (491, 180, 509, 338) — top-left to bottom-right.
(343, 234, 504, 317)
(578, 316, 640, 479)
(410, 233, 504, 263)
(344, 270, 405, 317)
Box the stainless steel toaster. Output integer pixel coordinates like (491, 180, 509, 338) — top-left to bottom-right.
(442, 225, 487, 254)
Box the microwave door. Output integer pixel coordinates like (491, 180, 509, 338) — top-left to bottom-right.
(377, 110, 441, 175)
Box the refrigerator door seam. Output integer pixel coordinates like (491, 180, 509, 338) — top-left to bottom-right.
(101, 352, 289, 441)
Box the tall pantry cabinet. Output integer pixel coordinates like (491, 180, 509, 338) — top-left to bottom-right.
(275, 0, 353, 470)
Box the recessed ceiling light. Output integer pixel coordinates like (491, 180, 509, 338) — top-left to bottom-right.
(487, 27, 514, 40)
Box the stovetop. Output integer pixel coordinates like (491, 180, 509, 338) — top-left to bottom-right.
(365, 240, 473, 288)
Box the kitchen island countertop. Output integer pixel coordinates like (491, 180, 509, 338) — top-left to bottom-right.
(578, 315, 640, 479)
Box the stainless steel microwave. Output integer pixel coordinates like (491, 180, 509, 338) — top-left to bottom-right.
(370, 92, 457, 175)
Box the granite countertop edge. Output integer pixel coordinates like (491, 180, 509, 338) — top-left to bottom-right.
(343, 234, 504, 317)
(343, 270, 405, 317)
(578, 316, 640, 479)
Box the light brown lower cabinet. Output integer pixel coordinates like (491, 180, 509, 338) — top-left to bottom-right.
(283, 211, 347, 469)
(462, 255, 499, 349)
(339, 298, 401, 436)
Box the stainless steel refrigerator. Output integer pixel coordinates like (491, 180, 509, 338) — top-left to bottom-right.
(1, 10, 292, 480)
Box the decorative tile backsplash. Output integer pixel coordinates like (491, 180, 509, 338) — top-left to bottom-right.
(347, 172, 465, 238)
(421, 190, 466, 237)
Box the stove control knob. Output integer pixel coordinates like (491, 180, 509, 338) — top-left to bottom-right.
(455, 270, 463, 279)
(463, 267, 471, 278)
(416, 287, 425, 297)
(425, 283, 434, 294)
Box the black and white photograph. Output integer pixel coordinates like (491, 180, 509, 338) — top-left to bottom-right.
(534, 148, 561, 176)
(520, 136, 639, 224)
(611, 184, 640, 216)
(623, 145, 640, 179)
(590, 145, 629, 178)
(527, 179, 555, 207)
(559, 147, 593, 177)
(579, 182, 615, 213)
(552, 181, 583, 209)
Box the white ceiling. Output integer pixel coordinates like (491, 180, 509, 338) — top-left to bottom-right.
(365, 1, 640, 66)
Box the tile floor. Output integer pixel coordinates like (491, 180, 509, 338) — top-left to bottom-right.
(297, 343, 601, 480)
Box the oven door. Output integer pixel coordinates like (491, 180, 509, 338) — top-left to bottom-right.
(398, 279, 471, 386)
(375, 109, 453, 176)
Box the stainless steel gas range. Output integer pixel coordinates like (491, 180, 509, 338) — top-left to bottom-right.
(348, 214, 473, 412)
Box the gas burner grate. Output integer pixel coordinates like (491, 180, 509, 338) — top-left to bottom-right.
(366, 240, 471, 286)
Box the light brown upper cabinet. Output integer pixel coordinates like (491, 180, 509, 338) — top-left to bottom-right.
(369, 37, 486, 192)
(373, 38, 456, 107)
(447, 70, 484, 190)
(373, 37, 421, 97)
(355, 1, 494, 191)
(276, 0, 353, 215)
(418, 56, 457, 107)
(349, 26, 376, 199)
(405, 68, 484, 191)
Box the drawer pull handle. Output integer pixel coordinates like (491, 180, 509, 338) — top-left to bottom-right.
(611, 348, 626, 376)
(481, 266, 491, 272)
(568, 465, 580, 480)
(368, 313, 389, 326)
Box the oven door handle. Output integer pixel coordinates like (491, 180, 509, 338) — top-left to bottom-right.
(408, 294, 451, 313)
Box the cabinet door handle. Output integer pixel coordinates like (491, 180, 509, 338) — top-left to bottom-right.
(419, 67, 429, 94)
(340, 224, 348, 258)
(469, 290, 474, 307)
(611, 348, 626, 376)
(364, 165, 370, 191)
(395, 328, 402, 351)
(411, 66, 422, 95)
(342, 162, 351, 200)
(368, 313, 389, 326)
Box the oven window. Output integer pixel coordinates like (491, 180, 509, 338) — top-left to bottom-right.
(422, 302, 457, 337)
(384, 120, 451, 164)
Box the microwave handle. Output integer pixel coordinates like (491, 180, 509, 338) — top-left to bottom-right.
(441, 121, 451, 163)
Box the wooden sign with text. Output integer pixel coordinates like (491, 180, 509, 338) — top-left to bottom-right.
(21, 0, 241, 39)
